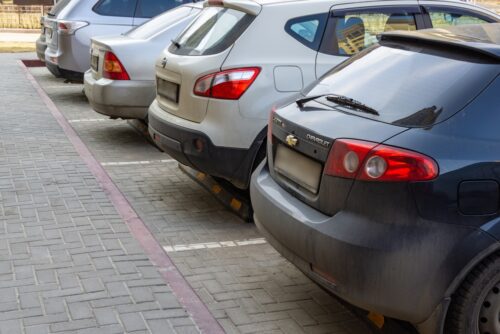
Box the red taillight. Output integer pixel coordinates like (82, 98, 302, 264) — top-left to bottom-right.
(57, 20, 88, 35)
(193, 67, 260, 100)
(325, 139, 438, 182)
(58, 22, 69, 31)
(103, 52, 130, 81)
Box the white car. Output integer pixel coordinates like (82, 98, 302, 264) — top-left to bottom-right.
(148, 0, 498, 189)
(84, 3, 202, 120)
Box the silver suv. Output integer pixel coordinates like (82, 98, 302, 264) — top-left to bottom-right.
(45, 0, 194, 81)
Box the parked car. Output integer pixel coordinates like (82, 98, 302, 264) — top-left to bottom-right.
(251, 23, 500, 334)
(148, 0, 499, 189)
(83, 3, 202, 120)
(36, 0, 73, 62)
(44, 0, 195, 81)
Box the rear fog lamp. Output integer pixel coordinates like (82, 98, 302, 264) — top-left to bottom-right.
(365, 156, 387, 179)
(194, 139, 204, 152)
(311, 265, 337, 286)
(343, 151, 359, 173)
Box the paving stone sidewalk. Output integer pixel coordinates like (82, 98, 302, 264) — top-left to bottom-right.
(0, 53, 200, 333)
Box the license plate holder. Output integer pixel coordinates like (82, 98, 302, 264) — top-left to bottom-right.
(157, 78, 179, 103)
(91, 53, 99, 71)
(45, 27, 53, 43)
(274, 144, 322, 194)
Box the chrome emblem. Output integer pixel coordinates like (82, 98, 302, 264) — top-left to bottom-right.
(286, 135, 298, 147)
(306, 134, 331, 147)
(161, 57, 168, 68)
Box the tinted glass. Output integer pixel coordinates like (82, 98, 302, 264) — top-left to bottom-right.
(169, 7, 254, 56)
(322, 7, 417, 56)
(93, 0, 137, 17)
(309, 44, 499, 127)
(48, 0, 71, 16)
(291, 20, 319, 42)
(285, 14, 327, 50)
(135, 0, 190, 18)
(127, 6, 195, 38)
(428, 8, 492, 28)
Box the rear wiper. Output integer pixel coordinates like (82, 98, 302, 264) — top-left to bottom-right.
(296, 94, 379, 116)
(325, 94, 379, 116)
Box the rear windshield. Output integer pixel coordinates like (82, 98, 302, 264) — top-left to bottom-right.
(127, 6, 196, 39)
(169, 6, 254, 56)
(48, 0, 72, 16)
(309, 43, 499, 127)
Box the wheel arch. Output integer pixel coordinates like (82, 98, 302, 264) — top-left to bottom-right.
(417, 241, 500, 334)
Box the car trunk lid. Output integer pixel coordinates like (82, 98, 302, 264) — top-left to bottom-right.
(269, 101, 408, 216)
(155, 50, 233, 123)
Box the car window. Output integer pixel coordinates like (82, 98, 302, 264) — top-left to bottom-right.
(321, 7, 418, 56)
(135, 0, 190, 18)
(309, 43, 499, 127)
(127, 6, 196, 38)
(285, 14, 328, 50)
(93, 0, 138, 18)
(169, 7, 255, 56)
(426, 7, 493, 28)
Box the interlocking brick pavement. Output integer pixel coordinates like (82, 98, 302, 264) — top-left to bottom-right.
(0, 53, 201, 334)
(24, 57, 376, 333)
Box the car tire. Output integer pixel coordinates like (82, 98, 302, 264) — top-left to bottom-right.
(445, 252, 500, 334)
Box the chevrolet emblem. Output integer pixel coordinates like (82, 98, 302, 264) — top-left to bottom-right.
(285, 135, 298, 147)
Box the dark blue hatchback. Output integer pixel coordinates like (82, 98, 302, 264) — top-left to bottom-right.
(251, 24, 500, 334)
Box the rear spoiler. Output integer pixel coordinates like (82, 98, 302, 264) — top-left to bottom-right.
(204, 0, 262, 15)
(380, 32, 500, 61)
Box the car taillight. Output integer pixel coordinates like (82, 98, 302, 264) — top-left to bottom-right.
(193, 67, 260, 100)
(103, 52, 130, 81)
(325, 139, 438, 182)
(57, 20, 88, 35)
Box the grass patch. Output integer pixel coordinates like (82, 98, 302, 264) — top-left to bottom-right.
(0, 41, 35, 53)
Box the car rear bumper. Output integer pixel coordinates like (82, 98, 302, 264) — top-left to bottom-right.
(44, 33, 86, 80)
(250, 161, 497, 325)
(35, 36, 46, 62)
(45, 48, 83, 81)
(148, 100, 265, 188)
(84, 70, 154, 120)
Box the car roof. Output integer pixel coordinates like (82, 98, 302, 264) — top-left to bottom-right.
(380, 23, 500, 59)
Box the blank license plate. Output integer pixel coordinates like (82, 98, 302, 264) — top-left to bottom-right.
(157, 78, 179, 103)
(274, 144, 322, 194)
